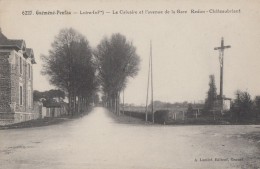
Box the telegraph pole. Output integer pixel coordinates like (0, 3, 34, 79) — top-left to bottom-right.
(145, 40, 154, 123)
(151, 40, 154, 123)
(145, 45, 151, 122)
(214, 37, 231, 109)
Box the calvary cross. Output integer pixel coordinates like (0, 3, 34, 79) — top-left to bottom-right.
(214, 37, 231, 101)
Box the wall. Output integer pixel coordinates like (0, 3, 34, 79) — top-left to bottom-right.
(0, 49, 35, 125)
(43, 104, 69, 118)
(0, 52, 11, 113)
(8, 50, 34, 113)
(42, 107, 47, 118)
(223, 100, 231, 111)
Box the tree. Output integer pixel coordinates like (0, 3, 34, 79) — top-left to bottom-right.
(232, 90, 253, 120)
(33, 89, 65, 107)
(94, 33, 140, 114)
(41, 28, 97, 116)
(93, 94, 100, 105)
(254, 96, 260, 118)
(33, 90, 42, 102)
(204, 75, 217, 113)
(47, 89, 65, 101)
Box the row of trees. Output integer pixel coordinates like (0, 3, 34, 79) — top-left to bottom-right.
(41, 28, 140, 116)
(94, 33, 140, 115)
(42, 28, 98, 115)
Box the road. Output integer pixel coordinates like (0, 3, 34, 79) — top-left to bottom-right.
(0, 107, 259, 169)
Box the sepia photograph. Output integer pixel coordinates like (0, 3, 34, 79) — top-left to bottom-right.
(0, 0, 260, 168)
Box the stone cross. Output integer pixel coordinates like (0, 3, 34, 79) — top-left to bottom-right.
(214, 37, 231, 103)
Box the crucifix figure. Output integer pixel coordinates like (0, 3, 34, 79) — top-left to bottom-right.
(214, 37, 231, 108)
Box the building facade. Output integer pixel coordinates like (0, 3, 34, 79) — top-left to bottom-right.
(0, 31, 36, 125)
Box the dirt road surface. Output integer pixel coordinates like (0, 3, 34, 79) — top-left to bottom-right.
(0, 107, 259, 169)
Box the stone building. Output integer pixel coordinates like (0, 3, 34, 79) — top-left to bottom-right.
(0, 30, 36, 125)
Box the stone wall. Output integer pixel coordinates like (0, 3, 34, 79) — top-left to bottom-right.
(0, 50, 35, 125)
(0, 52, 11, 113)
(11, 53, 19, 112)
(9, 51, 34, 113)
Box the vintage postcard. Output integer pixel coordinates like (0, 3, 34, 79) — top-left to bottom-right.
(0, 0, 259, 168)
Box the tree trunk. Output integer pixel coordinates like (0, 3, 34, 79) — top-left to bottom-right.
(72, 91, 76, 116)
(78, 96, 81, 114)
(118, 91, 120, 116)
(68, 91, 72, 117)
(114, 96, 116, 114)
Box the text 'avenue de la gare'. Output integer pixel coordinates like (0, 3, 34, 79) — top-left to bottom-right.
(109, 9, 241, 15)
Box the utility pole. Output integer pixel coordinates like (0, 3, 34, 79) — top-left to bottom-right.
(151, 40, 154, 123)
(145, 40, 154, 123)
(145, 42, 152, 122)
(145, 46, 151, 122)
(214, 37, 231, 110)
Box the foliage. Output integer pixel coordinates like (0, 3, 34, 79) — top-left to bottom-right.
(93, 94, 100, 105)
(204, 75, 217, 112)
(254, 96, 260, 117)
(154, 110, 169, 124)
(41, 28, 97, 115)
(33, 90, 65, 101)
(94, 33, 140, 113)
(33, 90, 43, 102)
(33, 89, 65, 107)
(232, 90, 254, 119)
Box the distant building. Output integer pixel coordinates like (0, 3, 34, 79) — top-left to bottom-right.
(42, 101, 68, 118)
(191, 104, 204, 116)
(0, 30, 36, 125)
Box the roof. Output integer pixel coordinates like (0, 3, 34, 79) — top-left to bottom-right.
(0, 32, 8, 42)
(0, 31, 24, 50)
(0, 31, 36, 64)
(44, 101, 67, 108)
(25, 48, 33, 57)
(0, 51, 11, 56)
(44, 102, 62, 108)
(25, 48, 36, 64)
(192, 105, 204, 109)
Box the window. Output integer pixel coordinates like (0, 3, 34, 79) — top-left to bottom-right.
(28, 89, 31, 108)
(20, 85, 23, 105)
(28, 64, 31, 79)
(20, 57, 23, 74)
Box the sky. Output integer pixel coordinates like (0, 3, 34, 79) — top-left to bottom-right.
(0, 0, 260, 105)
